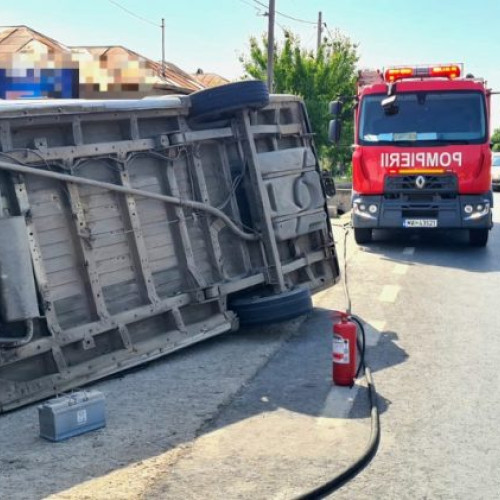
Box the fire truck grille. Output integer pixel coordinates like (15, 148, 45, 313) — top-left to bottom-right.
(385, 174, 457, 193)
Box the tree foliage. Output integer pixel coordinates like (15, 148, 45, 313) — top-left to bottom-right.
(240, 30, 359, 176)
(491, 127, 500, 152)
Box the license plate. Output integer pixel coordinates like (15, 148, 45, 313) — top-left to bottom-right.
(403, 219, 438, 228)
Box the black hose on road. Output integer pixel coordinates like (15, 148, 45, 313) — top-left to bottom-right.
(352, 315, 366, 379)
(293, 224, 380, 499)
(294, 366, 380, 500)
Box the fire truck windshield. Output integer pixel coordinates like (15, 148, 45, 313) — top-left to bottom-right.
(359, 91, 487, 145)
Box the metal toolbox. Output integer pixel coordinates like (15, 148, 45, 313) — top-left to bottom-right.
(38, 390, 106, 442)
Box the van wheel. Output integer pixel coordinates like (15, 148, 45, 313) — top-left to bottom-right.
(229, 287, 312, 327)
(469, 228, 489, 247)
(354, 228, 372, 244)
(189, 80, 269, 122)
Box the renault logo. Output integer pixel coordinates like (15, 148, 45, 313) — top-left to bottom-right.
(415, 175, 426, 189)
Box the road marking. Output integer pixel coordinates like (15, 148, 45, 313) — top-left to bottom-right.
(379, 285, 400, 303)
(393, 263, 409, 275)
(319, 384, 360, 419)
(403, 247, 415, 255)
(364, 320, 385, 347)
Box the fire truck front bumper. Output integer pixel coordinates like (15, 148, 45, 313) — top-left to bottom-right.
(352, 193, 493, 230)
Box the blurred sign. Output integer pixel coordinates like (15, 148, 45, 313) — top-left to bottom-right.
(0, 68, 79, 99)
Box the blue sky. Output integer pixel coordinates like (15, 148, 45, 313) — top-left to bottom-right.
(4, 0, 500, 128)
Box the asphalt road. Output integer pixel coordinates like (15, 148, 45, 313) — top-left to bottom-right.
(153, 192, 500, 500)
(333, 192, 500, 500)
(1, 194, 499, 499)
(147, 193, 500, 500)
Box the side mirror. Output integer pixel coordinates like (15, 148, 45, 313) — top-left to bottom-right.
(321, 170, 336, 197)
(328, 119, 342, 144)
(381, 95, 399, 115)
(329, 100, 343, 117)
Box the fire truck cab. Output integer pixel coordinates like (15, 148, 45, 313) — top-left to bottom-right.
(331, 64, 493, 246)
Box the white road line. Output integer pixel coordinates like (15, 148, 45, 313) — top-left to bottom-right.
(393, 263, 409, 275)
(403, 247, 415, 255)
(379, 285, 401, 303)
(319, 384, 360, 420)
(364, 320, 385, 347)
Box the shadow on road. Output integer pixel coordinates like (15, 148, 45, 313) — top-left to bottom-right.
(0, 308, 403, 499)
(201, 308, 405, 429)
(358, 221, 500, 273)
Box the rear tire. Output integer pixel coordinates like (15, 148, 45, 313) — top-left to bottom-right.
(229, 287, 312, 327)
(469, 228, 489, 247)
(354, 228, 372, 244)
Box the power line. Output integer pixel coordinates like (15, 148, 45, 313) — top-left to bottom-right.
(107, 0, 160, 28)
(252, 0, 317, 25)
(275, 20, 291, 33)
(238, 0, 266, 15)
(323, 22, 336, 41)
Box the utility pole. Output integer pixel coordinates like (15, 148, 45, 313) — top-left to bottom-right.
(267, 0, 275, 93)
(161, 18, 166, 77)
(317, 11, 323, 55)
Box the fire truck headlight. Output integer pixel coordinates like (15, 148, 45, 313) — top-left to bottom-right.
(464, 204, 473, 214)
(476, 204, 484, 212)
(359, 203, 367, 211)
(368, 204, 378, 214)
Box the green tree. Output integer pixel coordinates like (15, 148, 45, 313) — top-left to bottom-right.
(240, 30, 358, 177)
(491, 127, 500, 152)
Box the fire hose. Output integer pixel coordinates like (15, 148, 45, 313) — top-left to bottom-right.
(294, 223, 380, 500)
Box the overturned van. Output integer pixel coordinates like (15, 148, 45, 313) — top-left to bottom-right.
(0, 81, 339, 411)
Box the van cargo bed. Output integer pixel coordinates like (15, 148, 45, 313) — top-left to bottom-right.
(0, 91, 339, 411)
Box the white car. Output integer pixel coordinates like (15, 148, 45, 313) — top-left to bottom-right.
(493, 153, 500, 191)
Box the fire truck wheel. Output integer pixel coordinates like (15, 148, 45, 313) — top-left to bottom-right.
(189, 80, 269, 122)
(354, 228, 372, 244)
(469, 228, 489, 247)
(229, 287, 312, 327)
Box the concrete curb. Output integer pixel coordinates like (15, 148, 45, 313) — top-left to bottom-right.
(328, 186, 352, 216)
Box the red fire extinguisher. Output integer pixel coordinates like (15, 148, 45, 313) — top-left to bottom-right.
(332, 312, 357, 386)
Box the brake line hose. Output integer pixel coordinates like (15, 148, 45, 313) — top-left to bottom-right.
(0, 160, 260, 242)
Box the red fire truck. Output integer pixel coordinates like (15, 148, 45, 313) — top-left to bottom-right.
(330, 64, 493, 246)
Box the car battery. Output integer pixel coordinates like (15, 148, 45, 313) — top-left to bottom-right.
(38, 390, 106, 442)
